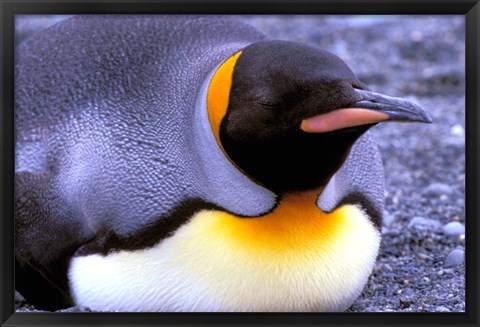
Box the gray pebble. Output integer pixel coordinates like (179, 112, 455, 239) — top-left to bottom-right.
(450, 124, 464, 136)
(383, 211, 395, 226)
(58, 306, 93, 312)
(424, 183, 454, 195)
(444, 249, 464, 267)
(442, 222, 465, 236)
(408, 216, 441, 229)
(446, 136, 465, 148)
(436, 306, 451, 312)
(402, 288, 415, 297)
(15, 291, 25, 302)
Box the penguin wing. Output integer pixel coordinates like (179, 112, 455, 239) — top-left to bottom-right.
(15, 172, 95, 309)
(317, 131, 385, 228)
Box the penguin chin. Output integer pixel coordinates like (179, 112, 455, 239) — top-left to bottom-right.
(312, 123, 377, 137)
(219, 123, 369, 194)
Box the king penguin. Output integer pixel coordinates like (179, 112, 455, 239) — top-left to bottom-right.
(15, 15, 432, 312)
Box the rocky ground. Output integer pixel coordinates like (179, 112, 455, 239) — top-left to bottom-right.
(15, 15, 465, 312)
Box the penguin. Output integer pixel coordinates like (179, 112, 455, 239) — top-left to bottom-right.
(15, 15, 432, 312)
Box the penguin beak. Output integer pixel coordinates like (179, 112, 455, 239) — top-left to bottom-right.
(300, 89, 432, 133)
(352, 89, 433, 124)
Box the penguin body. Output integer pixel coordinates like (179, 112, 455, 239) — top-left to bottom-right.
(15, 16, 431, 311)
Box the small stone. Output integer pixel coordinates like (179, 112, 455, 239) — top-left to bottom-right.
(58, 306, 93, 313)
(383, 211, 395, 226)
(399, 299, 413, 309)
(410, 30, 423, 42)
(436, 306, 451, 312)
(424, 183, 453, 196)
(422, 276, 430, 283)
(442, 222, 465, 236)
(15, 291, 25, 303)
(444, 249, 464, 267)
(417, 253, 432, 260)
(450, 124, 464, 136)
(402, 288, 415, 297)
(408, 216, 441, 230)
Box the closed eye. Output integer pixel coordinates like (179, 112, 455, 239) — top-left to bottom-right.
(258, 101, 280, 109)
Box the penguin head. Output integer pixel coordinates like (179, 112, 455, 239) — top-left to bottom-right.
(207, 40, 432, 193)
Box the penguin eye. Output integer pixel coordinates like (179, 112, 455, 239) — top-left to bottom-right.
(257, 101, 280, 110)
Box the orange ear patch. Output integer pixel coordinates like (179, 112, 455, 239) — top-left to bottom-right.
(207, 51, 243, 151)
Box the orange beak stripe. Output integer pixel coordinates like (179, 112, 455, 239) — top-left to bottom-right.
(300, 108, 389, 133)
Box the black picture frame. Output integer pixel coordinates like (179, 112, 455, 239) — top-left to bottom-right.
(1, 1, 479, 326)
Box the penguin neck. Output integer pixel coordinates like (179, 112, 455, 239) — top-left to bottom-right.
(274, 188, 323, 215)
(246, 188, 325, 238)
(192, 55, 277, 216)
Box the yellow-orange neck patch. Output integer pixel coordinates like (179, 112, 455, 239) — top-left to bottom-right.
(207, 51, 243, 152)
(200, 188, 351, 255)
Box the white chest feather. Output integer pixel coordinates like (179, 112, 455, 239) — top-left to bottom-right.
(69, 201, 380, 312)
